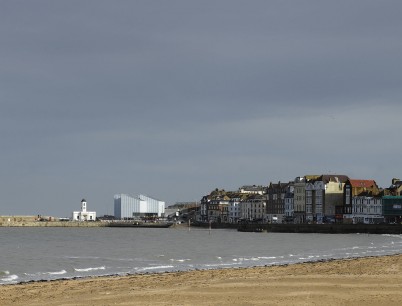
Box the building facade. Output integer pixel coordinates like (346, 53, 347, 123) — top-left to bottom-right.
(293, 177, 307, 223)
(382, 196, 402, 223)
(114, 194, 165, 220)
(240, 194, 266, 222)
(340, 179, 381, 223)
(238, 185, 266, 195)
(343, 196, 383, 224)
(284, 185, 295, 223)
(228, 196, 241, 223)
(266, 181, 291, 223)
(305, 181, 325, 223)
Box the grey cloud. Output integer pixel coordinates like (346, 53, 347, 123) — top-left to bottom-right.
(1, 1, 401, 215)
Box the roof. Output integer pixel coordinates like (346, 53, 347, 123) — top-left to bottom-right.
(320, 175, 349, 184)
(349, 179, 377, 188)
(239, 185, 265, 190)
(304, 174, 349, 184)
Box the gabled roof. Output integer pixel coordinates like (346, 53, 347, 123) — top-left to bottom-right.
(349, 179, 377, 188)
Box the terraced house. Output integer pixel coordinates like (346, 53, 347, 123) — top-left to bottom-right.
(293, 176, 307, 223)
(200, 189, 242, 223)
(338, 179, 382, 224)
(266, 181, 292, 223)
(198, 176, 401, 225)
(240, 193, 266, 222)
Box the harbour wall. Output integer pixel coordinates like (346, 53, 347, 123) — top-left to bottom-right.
(2, 216, 402, 233)
(0, 216, 106, 227)
(193, 222, 402, 234)
(238, 223, 402, 234)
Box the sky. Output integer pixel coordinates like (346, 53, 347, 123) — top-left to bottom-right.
(1, 1, 402, 217)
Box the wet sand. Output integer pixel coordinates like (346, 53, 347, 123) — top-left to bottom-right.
(1, 254, 402, 305)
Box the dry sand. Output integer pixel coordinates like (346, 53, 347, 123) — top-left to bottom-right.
(1, 254, 402, 306)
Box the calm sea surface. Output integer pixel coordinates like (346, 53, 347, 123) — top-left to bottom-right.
(1, 227, 402, 285)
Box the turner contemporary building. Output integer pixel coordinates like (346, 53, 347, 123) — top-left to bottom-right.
(114, 194, 165, 220)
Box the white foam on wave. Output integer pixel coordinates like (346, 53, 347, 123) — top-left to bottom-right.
(45, 270, 67, 275)
(74, 266, 106, 272)
(169, 258, 191, 262)
(257, 256, 277, 260)
(1, 274, 18, 282)
(67, 256, 100, 260)
(233, 257, 244, 262)
(242, 257, 260, 261)
(382, 234, 402, 239)
(204, 262, 240, 268)
(138, 265, 174, 271)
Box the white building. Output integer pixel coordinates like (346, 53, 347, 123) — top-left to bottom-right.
(240, 195, 266, 222)
(228, 197, 241, 223)
(72, 199, 96, 221)
(114, 194, 165, 219)
(238, 185, 266, 195)
(344, 196, 383, 224)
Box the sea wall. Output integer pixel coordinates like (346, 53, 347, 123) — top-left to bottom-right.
(238, 223, 402, 234)
(0, 216, 107, 227)
(191, 222, 402, 234)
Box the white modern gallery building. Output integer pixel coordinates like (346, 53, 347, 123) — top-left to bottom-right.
(114, 194, 165, 219)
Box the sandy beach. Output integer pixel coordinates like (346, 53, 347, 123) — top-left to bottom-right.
(1, 254, 402, 306)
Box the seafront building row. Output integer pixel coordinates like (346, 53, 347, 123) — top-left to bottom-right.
(198, 175, 402, 225)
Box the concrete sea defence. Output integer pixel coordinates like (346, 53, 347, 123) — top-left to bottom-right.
(0, 216, 107, 227)
(192, 221, 402, 234)
(2, 216, 402, 233)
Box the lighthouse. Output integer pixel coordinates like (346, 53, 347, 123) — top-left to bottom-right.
(72, 198, 96, 221)
(81, 199, 87, 213)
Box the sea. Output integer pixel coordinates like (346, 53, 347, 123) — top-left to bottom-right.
(1, 226, 402, 285)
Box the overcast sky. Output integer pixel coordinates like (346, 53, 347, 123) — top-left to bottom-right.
(1, 1, 402, 217)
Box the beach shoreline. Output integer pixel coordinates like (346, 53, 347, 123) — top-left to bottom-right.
(1, 254, 402, 305)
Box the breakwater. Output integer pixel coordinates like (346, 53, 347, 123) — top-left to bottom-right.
(2, 216, 402, 234)
(0, 216, 106, 227)
(238, 223, 402, 234)
(191, 222, 402, 234)
(0, 221, 107, 227)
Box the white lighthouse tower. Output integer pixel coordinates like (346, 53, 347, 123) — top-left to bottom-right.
(81, 199, 87, 213)
(72, 198, 96, 221)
